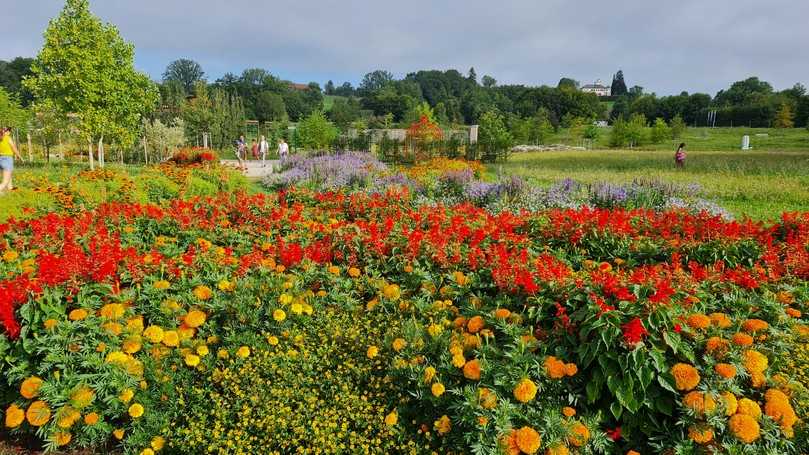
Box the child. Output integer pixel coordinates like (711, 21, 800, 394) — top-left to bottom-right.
(0, 127, 23, 193)
(675, 143, 686, 168)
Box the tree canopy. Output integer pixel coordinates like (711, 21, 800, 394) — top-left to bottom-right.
(163, 59, 206, 94)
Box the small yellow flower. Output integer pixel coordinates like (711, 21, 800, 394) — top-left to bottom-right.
(196, 345, 209, 356)
(184, 354, 200, 367)
(2, 250, 19, 262)
(43, 319, 58, 330)
(68, 308, 88, 321)
(113, 428, 125, 440)
(392, 338, 407, 352)
(153, 280, 170, 290)
(236, 346, 250, 358)
(119, 388, 135, 403)
(192, 285, 213, 300)
(151, 436, 166, 450)
(367, 346, 379, 359)
(273, 309, 287, 321)
(267, 336, 279, 346)
(384, 409, 398, 426)
(431, 382, 446, 397)
(128, 403, 145, 418)
(348, 267, 361, 278)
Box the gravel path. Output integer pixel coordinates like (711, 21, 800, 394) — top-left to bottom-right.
(220, 160, 279, 179)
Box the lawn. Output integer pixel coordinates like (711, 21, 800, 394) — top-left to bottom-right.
(491, 149, 809, 220)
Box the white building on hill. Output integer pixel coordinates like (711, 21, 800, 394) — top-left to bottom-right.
(581, 79, 611, 97)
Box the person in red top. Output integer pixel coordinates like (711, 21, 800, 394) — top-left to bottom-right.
(675, 143, 686, 168)
(251, 139, 259, 159)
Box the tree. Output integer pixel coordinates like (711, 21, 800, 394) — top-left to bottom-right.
(611, 70, 628, 96)
(25, 0, 158, 168)
(609, 117, 628, 147)
(0, 87, 29, 132)
(773, 103, 795, 128)
(142, 117, 185, 162)
(670, 114, 686, 139)
(163, 59, 206, 94)
(650, 117, 671, 144)
(626, 113, 647, 147)
(359, 70, 394, 95)
(0, 57, 34, 105)
(324, 80, 335, 95)
(328, 97, 361, 130)
(254, 91, 287, 122)
(531, 108, 555, 145)
(468, 67, 477, 84)
(295, 110, 338, 150)
(481, 75, 497, 88)
(478, 110, 512, 161)
(583, 124, 600, 145)
(557, 78, 579, 90)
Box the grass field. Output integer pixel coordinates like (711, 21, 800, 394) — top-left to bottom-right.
(540, 126, 809, 152)
(491, 149, 809, 220)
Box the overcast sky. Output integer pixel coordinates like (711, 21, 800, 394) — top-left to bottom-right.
(4, 0, 808, 96)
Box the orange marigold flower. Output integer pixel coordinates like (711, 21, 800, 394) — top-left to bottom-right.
(467, 315, 485, 334)
(185, 310, 207, 328)
(683, 391, 717, 415)
(25, 400, 51, 427)
(705, 336, 730, 357)
(20, 376, 44, 399)
(670, 363, 700, 391)
(545, 356, 567, 379)
(4, 404, 24, 428)
(562, 406, 576, 417)
(686, 313, 711, 330)
(567, 422, 590, 447)
(463, 359, 481, 381)
(742, 349, 768, 373)
(478, 388, 497, 409)
(494, 308, 511, 320)
(392, 338, 407, 352)
(433, 415, 451, 435)
(514, 426, 541, 454)
(737, 398, 762, 419)
(68, 308, 88, 321)
(764, 389, 798, 429)
(742, 319, 768, 333)
(688, 424, 714, 444)
(728, 414, 760, 443)
(502, 432, 521, 455)
(564, 363, 578, 377)
(714, 363, 737, 379)
(84, 412, 99, 425)
(56, 406, 81, 429)
(709, 312, 732, 328)
(52, 431, 71, 447)
(785, 308, 801, 318)
(192, 285, 213, 300)
(721, 392, 738, 416)
(513, 378, 538, 403)
(545, 444, 570, 455)
(732, 332, 754, 346)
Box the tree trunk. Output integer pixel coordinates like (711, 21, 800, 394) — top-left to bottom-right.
(88, 141, 95, 170)
(27, 133, 33, 163)
(58, 133, 64, 161)
(143, 137, 149, 165)
(98, 137, 105, 168)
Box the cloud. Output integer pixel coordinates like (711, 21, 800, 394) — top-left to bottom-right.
(3, 0, 808, 95)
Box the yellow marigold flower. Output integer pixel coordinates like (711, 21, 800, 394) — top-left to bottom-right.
(424, 366, 437, 383)
(184, 354, 200, 367)
(431, 382, 445, 397)
(513, 378, 538, 403)
(106, 351, 128, 364)
(185, 310, 207, 328)
(236, 346, 250, 358)
(546, 444, 570, 455)
(705, 336, 730, 357)
(568, 422, 590, 447)
(721, 392, 738, 416)
(742, 319, 768, 333)
(562, 406, 576, 417)
(2, 249, 19, 261)
(384, 409, 398, 426)
(192, 285, 213, 300)
(427, 323, 443, 337)
(466, 315, 485, 333)
(162, 330, 179, 347)
(25, 400, 51, 427)
(715, 363, 737, 379)
(119, 388, 135, 403)
(20, 376, 43, 399)
(494, 308, 511, 320)
(451, 354, 466, 368)
(56, 406, 81, 428)
(126, 316, 144, 334)
(144, 326, 164, 343)
(732, 332, 754, 346)
(84, 412, 99, 425)
(217, 349, 229, 359)
(688, 424, 714, 444)
(53, 431, 72, 447)
(729, 413, 760, 443)
(43, 318, 58, 330)
(463, 359, 481, 380)
(113, 429, 125, 440)
(348, 267, 361, 278)
(670, 363, 700, 391)
(196, 345, 209, 356)
(683, 391, 717, 415)
(123, 335, 142, 354)
(477, 387, 497, 409)
(515, 426, 541, 454)
(267, 336, 279, 346)
(382, 284, 401, 300)
(68, 308, 88, 321)
(453, 271, 468, 286)
(709, 312, 732, 328)
(686, 313, 711, 330)
(128, 403, 144, 418)
(545, 356, 567, 379)
(737, 398, 762, 419)
(742, 349, 768, 373)
(141, 449, 155, 455)
(153, 280, 170, 290)
(151, 436, 165, 451)
(327, 265, 340, 275)
(4, 404, 24, 428)
(103, 322, 123, 335)
(273, 309, 287, 321)
(100, 303, 126, 320)
(392, 338, 407, 352)
(367, 346, 379, 359)
(433, 415, 451, 435)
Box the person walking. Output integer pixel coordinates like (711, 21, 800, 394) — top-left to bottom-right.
(674, 142, 686, 168)
(251, 139, 259, 160)
(236, 135, 247, 172)
(278, 138, 289, 162)
(259, 135, 269, 167)
(0, 127, 23, 193)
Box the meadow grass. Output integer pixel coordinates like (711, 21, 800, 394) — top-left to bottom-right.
(490, 149, 809, 220)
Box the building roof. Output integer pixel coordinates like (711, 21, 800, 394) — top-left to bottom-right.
(582, 83, 609, 89)
(288, 83, 310, 91)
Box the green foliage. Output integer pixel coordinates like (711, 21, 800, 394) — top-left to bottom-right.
(180, 83, 245, 150)
(162, 59, 205, 94)
(477, 110, 512, 161)
(295, 110, 338, 150)
(0, 87, 30, 131)
(142, 118, 186, 162)
(253, 91, 287, 123)
(626, 113, 648, 147)
(327, 97, 362, 130)
(650, 117, 672, 144)
(0, 57, 34, 106)
(609, 117, 628, 147)
(24, 0, 158, 149)
(670, 114, 687, 139)
(583, 124, 600, 141)
(774, 103, 795, 128)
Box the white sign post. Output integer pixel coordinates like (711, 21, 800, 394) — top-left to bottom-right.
(741, 135, 750, 150)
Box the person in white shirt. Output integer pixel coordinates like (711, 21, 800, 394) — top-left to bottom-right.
(259, 135, 269, 167)
(278, 138, 289, 161)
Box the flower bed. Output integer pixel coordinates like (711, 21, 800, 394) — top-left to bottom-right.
(0, 188, 807, 454)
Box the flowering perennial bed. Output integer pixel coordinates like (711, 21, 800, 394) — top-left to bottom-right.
(0, 188, 807, 454)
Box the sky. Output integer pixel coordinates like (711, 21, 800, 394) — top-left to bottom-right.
(4, 0, 808, 96)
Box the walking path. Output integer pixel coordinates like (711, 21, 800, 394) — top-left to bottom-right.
(220, 160, 279, 179)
